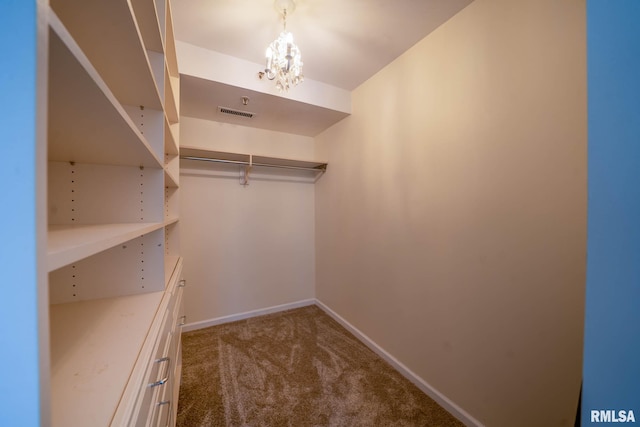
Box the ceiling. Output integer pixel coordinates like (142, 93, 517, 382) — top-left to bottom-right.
(173, 0, 473, 136)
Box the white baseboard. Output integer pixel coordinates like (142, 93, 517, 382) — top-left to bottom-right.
(314, 299, 484, 427)
(181, 299, 315, 332)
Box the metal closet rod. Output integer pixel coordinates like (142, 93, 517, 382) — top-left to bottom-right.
(180, 155, 327, 172)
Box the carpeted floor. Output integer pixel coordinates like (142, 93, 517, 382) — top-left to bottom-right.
(177, 305, 464, 427)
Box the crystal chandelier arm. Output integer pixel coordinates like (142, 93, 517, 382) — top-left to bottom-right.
(265, 46, 276, 79)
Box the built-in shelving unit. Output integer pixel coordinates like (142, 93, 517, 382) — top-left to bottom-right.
(45, 0, 181, 425)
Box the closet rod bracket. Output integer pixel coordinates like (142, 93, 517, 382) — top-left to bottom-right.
(240, 155, 253, 186)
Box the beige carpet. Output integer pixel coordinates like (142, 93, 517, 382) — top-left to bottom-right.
(177, 305, 464, 427)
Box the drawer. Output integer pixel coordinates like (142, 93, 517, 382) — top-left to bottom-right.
(172, 285, 184, 328)
(134, 309, 173, 427)
(150, 326, 176, 427)
(131, 261, 184, 427)
(169, 279, 185, 324)
(168, 289, 184, 427)
(164, 279, 183, 328)
(119, 258, 184, 427)
(171, 332, 183, 425)
(149, 333, 173, 427)
(150, 377, 173, 427)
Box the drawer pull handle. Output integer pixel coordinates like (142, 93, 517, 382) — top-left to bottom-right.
(157, 400, 172, 427)
(178, 315, 187, 326)
(150, 357, 170, 387)
(149, 376, 168, 388)
(178, 279, 186, 288)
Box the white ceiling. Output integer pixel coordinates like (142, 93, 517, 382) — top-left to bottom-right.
(173, 0, 473, 136)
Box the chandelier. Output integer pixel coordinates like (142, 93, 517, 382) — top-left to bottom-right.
(262, 0, 304, 92)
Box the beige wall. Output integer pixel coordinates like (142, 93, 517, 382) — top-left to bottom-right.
(180, 117, 316, 324)
(180, 116, 317, 159)
(314, 0, 586, 425)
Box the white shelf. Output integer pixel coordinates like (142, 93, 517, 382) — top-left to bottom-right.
(47, 222, 166, 272)
(165, 168, 179, 188)
(180, 147, 329, 172)
(131, 0, 164, 53)
(165, 65, 179, 124)
(50, 0, 163, 110)
(164, 117, 179, 156)
(165, 152, 180, 189)
(48, 14, 163, 168)
(165, 216, 179, 227)
(165, 2, 179, 78)
(50, 291, 164, 427)
(171, 75, 180, 101)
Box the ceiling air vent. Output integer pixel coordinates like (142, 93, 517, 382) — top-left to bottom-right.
(218, 106, 255, 119)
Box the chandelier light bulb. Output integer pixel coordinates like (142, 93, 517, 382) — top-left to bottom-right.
(263, 1, 304, 92)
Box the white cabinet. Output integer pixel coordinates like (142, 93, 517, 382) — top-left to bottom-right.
(115, 259, 185, 427)
(45, 0, 182, 425)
